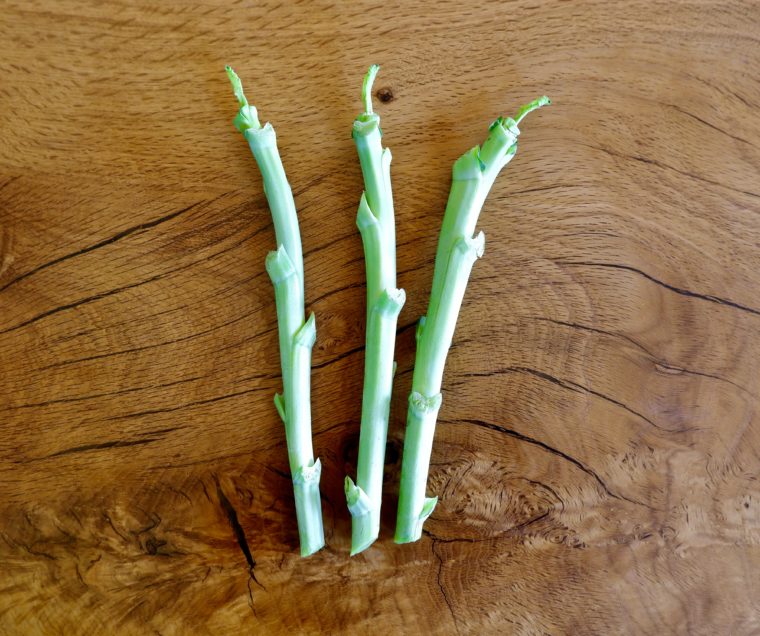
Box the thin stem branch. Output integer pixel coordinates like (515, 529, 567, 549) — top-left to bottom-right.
(395, 97, 550, 544)
(227, 67, 324, 557)
(346, 66, 405, 554)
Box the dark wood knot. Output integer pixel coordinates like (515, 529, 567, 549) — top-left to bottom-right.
(376, 87, 394, 103)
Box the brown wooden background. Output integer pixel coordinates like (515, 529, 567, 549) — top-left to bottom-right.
(1, 1, 759, 634)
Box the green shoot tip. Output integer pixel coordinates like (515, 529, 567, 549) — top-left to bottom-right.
(225, 65, 248, 108)
(514, 95, 551, 125)
(227, 66, 261, 131)
(362, 64, 381, 114)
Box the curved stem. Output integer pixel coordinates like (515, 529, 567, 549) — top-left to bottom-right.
(228, 68, 323, 557)
(362, 64, 380, 115)
(396, 97, 549, 543)
(347, 65, 404, 554)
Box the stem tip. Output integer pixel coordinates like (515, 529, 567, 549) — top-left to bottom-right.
(514, 95, 551, 125)
(362, 64, 381, 115)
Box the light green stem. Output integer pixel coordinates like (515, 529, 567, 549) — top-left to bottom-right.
(227, 67, 324, 557)
(395, 96, 550, 544)
(345, 65, 405, 554)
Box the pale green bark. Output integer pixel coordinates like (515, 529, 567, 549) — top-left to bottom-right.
(395, 97, 550, 544)
(345, 66, 405, 554)
(227, 67, 324, 557)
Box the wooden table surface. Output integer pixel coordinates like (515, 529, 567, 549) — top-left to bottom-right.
(2, 1, 759, 634)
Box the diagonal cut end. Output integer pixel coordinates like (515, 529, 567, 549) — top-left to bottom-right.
(356, 191, 380, 227)
(294, 458, 322, 485)
(375, 287, 406, 317)
(265, 244, 296, 283)
(408, 391, 443, 417)
(420, 496, 437, 522)
(344, 476, 372, 517)
(273, 392, 286, 422)
(294, 312, 317, 349)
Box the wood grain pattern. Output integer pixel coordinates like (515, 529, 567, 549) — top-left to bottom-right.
(1, 0, 759, 633)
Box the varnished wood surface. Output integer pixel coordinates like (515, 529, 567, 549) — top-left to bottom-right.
(1, 1, 759, 633)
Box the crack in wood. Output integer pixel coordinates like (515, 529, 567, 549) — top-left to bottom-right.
(556, 259, 760, 316)
(424, 532, 461, 635)
(462, 365, 688, 434)
(214, 478, 263, 619)
(106, 387, 270, 422)
(443, 417, 653, 510)
(531, 316, 755, 397)
(0, 207, 273, 336)
(4, 377, 204, 411)
(422, 509, 551, 545)
(582, 141, 760, 200)
(40, 437, 162, 460)
(0, 200, 204, 294)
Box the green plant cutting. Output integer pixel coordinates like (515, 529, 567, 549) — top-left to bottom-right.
(344, 65, 405, 555)
(226, 66, 324, 557)
(395, 96, 551, 544)
(225, 64, 548, 555)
